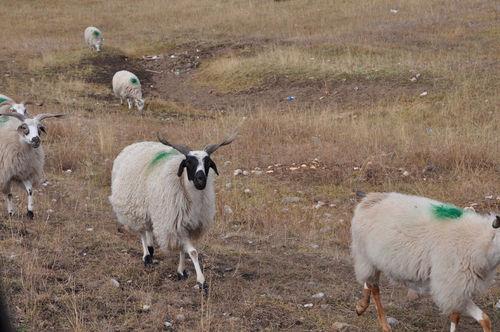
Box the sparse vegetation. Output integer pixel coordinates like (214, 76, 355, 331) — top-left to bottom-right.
(0, 0, 498, 331)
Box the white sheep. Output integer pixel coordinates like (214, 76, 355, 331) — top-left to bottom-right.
(112, 70, 145, 112)
(109, 132, 236, 292)
(0, 112, 64, 219)
(0, 94, 31, 117)
(351, 192, 499, 332)
(84, 26, 103, 52)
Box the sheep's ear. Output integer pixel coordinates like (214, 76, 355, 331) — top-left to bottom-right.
(39, 125, 46, 134)
(493, 215, 500, 229)
(209, 159, 219, 176)
(177, 159, 186, 177)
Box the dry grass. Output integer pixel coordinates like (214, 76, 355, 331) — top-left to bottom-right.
(0, 0, 499, 331)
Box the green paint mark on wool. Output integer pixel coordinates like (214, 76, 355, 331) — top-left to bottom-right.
(0, 116, 9, 125)
(93, 30, 100, 37)
(0, 97, 7, 103)
(432, 204, 464, 220)
(129, 77, 139, 85)
(149, 150, 177, 168)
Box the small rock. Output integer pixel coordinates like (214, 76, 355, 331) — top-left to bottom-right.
(313, 201, 326, 209)
(86, 227, 94, 232)
(410, 77, 417, 82)
(224, 205, 233, 215)
(312, 292, 325, 299)
(110, 278, 120, 288)
(485, 195, 494, 200)
(387, 317, 398, 326)
(420, 91, 428, 97)
(233, 169, 243, 176)
(495, 299, 500, 309)
(225, 182, 232, 189)
(64, 169, 72, 173)
(289, 166, 300, 171)
(390, 9, 399, 13)
(266, 170, 274, 174)
(164, 320, 173, 328)
(282, 196, 301, 204)
(402, 171, 410, 177)
(242, 170, 250, 176)
(332, 322, 361, 332)
(303, 303, 313, 308)
(243, 188, 251, 195)
(287, 96, 296, 101)
(142, 304, 150, 311)
(310, 244, 319, 249)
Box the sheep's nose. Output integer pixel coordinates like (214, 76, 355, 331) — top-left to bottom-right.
(193, 171, 207, 190)
(31, 137, 40, 147)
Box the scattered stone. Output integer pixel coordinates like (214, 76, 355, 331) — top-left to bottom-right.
(233, 169, 243, 176)
(402, 171, 410, 177)
(266, 170, 274, 174)
(387, 317, 399, 327)
(243, 188, 252, 195)
(242, 170, 250, 176)
(303, 303, 313, 308)
(110, 278, 120, 288)
(289, 167, 300, 171)
(495, 299, 500, 309)
(164, 320, 173, 328)
(485, 195, 494, 200)
(310, 244, 320, 249)
(312, 292, 325, 299)
(313, 201, 326, 209)
(410, 77, 417, 82)
(224, 205, 233, 215)
(282, 196, 301, 204)
(142, 304, 150, 311)
(420, 91, 428, 97)
(332, 322, 361, 332)
(86, 227, 94, 232)
(390, 9, 399, 13)
(64, 169, 72, 173)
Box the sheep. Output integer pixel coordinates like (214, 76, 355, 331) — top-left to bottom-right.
(0, 94, 31, 118)
(351, 192, 500, 332)
(112, 70, 145, 113)
(0, 111, 64, 219)
(109, 132, 236, 292)
(84, 26, 103, 52)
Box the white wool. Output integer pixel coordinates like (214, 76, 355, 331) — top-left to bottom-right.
(351, 192, 499, 315)
(112, 70, 144, 112)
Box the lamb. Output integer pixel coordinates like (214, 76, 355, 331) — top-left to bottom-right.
(0, 112, 64, 219)
(0, 94, 31, 117)
(84, 26, 103, 52)
(351, 192, 500, 332)
(109, 132, 236, 292)
(112, 70, 145, 112)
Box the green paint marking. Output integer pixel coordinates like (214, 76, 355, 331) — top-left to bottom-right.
(93, 30, 100, 37)
(0, 97, 7, 103)
(0, 116, 9, 125)
(149, 150, 178, 169)
(130, 77, 139, 85)
(431, 204, 464, 220)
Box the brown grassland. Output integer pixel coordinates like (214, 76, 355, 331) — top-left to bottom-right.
(0, 0, 499, 331)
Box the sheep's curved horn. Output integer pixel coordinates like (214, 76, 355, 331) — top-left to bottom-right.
(493, 215, 500, 229)
(204, 131, 237, 155)
(156, 132, 191, 156)
(0, 111, 26, 122)
(34, 113, 65, 122)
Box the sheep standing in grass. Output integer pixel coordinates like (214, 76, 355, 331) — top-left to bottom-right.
(109, 132, 236, 292)
(0, 112, 64, 219)
(112, 70, 144, 113)
(84, 26, 103, 52)
(351, 192, 500, 332)
(0, 95, 31, 117)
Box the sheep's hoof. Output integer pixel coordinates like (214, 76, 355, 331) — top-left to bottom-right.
(197, 282, 208, 295)
(148, 246, 154, 257)
(8, 211, 13, 217)
(143, 255, 153, 266)
(177, 270, 188, 280)
(26, 210, 34, 220)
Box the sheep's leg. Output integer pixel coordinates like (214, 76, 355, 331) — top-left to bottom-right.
(141, 232, 153, 266)
(119, 97, 123, 105)
(176, 251, 188, 280)
(22, 180, 34, 220)
(145, 230, 154, 258)
(184, 241, 207, 294)
(465, 300, 491, 332)
(449, 312, 460, 332)
(6, 193, 13, 216)
(356, 283, 371, 315)
(127, 98, 133, 109)
(369, 271, 391, 332)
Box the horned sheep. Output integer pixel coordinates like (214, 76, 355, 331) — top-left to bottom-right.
(112, 70, 144, 112)
(351, 192, 500, 332)
(109, 132, 236, 292)
(0, 112, 64, 219)
(0, 95, 31, 117)
(84, 26, 103, 52)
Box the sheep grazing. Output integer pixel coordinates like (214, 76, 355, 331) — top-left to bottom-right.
(84, 26, 103, 52)
(0, 94, 32, 118)
(109, 132, 236, 292)
(112, 70, 145, 112)
(351, 192, 500, 332)
(0, 112, 64, 219)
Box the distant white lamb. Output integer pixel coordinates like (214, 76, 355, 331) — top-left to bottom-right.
(0, 112, 64, 219)
(109, 132, 236, 293)
(84, 26, 103, 52)
(351, 192, 499, 332)
(112, 70, 144, 112)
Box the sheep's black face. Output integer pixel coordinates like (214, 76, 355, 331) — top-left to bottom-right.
(177, 151, 219, 191)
